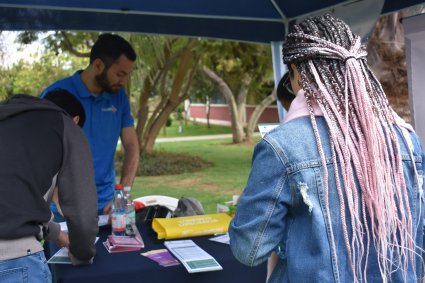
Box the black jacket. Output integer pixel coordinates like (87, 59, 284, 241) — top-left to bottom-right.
(0, 94, 98, 264)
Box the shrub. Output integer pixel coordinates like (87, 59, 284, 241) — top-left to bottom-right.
(139, 151, 213, 176)
(115, 150, 214, 176)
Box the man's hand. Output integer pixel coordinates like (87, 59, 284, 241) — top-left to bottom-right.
(56, 231, 70, 248)
(103, 201, 112, 216)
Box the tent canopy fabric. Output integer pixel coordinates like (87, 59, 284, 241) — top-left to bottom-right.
(0, 0, 423, 43)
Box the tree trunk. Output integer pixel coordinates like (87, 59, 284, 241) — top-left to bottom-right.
(206, 95, 211, 128)
(246, 90, 276, 143)
(202, 66, 250, 143)
(136, 75, 152, 150)
(144, 40, 198, 153)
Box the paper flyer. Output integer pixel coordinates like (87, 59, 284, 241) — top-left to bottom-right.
(59, 215, 109, 232)
(141, 249, 180, 267)
(165, 240, 222, 273)
(258, 123, 280, 138)
(209, 233, 230, 245)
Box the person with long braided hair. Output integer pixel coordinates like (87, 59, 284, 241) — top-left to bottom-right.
(229, 14, 425, 283)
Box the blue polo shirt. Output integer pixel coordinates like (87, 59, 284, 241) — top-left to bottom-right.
(41, 71, 134, 211)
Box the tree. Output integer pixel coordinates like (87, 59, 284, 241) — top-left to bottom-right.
(201, 41, 274, 143)
(14, 32, 201, 154)
(132, 36, 200, 153)
(366, 6, 425, 122)
(12, 31, 276, 149)
(188, 71, 217, 128)
(0, 51, 86, 99)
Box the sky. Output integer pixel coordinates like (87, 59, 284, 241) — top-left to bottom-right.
(0, 31, 44, 67)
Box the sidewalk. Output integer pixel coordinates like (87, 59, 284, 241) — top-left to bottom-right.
(156, 132, 261, 143)
(156, 134, 233, 143)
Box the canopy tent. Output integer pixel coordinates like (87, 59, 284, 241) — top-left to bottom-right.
(0, 0, 424, 122)
(0, 0, 423, 43)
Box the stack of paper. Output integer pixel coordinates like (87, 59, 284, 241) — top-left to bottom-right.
(152, 213, 231, 240)
(103, 223, 144, 253)
(164, 240, 222, 273)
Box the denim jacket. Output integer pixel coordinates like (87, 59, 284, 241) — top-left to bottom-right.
(229, 117, 425, 283)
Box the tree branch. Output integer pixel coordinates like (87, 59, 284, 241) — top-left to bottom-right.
(60, 31, 90, 58)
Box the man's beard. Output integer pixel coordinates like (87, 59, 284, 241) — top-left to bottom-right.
(95, 69, 120, 94)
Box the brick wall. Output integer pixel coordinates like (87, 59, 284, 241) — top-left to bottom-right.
(188, 103, 279, 125)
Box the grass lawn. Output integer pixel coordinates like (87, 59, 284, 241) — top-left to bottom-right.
(158, 121, 232, 138)
(131, 136, 261, 214)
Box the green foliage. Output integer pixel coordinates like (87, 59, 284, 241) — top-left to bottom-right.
(0, 52, 87, 98)
(200, 39, 274, 101)
(0, 65, 21, 100)
(15, 31, 97, 57)
(188, 73, 218, 103)
(166, 117, 173, 127)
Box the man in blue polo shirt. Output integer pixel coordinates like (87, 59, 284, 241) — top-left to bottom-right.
(41, 34, 140, 220)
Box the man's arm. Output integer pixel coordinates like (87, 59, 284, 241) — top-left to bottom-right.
(57, 115, 98, 265)
(103, 127, 139, 215)
(119, 127, 139, 187)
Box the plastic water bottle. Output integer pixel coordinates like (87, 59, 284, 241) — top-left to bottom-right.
(111, 184, 126, 236)
(124, 186, 136, 236)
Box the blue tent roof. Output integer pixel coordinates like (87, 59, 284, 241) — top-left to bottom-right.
(0, 0, 423, 43)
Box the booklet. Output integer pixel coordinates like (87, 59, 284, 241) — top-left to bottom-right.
(141, 249, 180, 267)
(152, 213, 231, 240)
(47, 237, 99, 264)
(164, 240, 222, 273)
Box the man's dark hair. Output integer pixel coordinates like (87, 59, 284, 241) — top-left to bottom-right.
(276, 72, 295, 111)
(90, 33, 137, 66)
(44, 89, 86, 127)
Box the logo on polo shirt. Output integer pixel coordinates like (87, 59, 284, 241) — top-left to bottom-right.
(101, 105, 117, 112)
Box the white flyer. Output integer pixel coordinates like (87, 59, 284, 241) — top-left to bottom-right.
(59, 215, 109, 232)
(209, 233, 230, 245)
(258, 123, 280, 138)
(164, 240, 222, 273)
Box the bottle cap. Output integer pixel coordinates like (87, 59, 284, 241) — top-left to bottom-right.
(114, 184, 123, 190)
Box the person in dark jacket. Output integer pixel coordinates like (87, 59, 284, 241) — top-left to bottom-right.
(0, 92, 98, 283)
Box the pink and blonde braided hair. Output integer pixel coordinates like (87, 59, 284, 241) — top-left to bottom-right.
(283, 14, 422, 282)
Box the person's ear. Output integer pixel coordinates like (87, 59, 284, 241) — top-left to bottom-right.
(72, 116, 80, 125)
(92, 58, 105, 74)
(290, 64, 302, 94)
(290, 64, 297, 77)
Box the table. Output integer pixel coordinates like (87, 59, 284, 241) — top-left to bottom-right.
(50, 222, 266, 283)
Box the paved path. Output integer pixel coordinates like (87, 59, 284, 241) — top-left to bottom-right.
(156, 132, 261, 143)
(156, 134, 233, 143)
